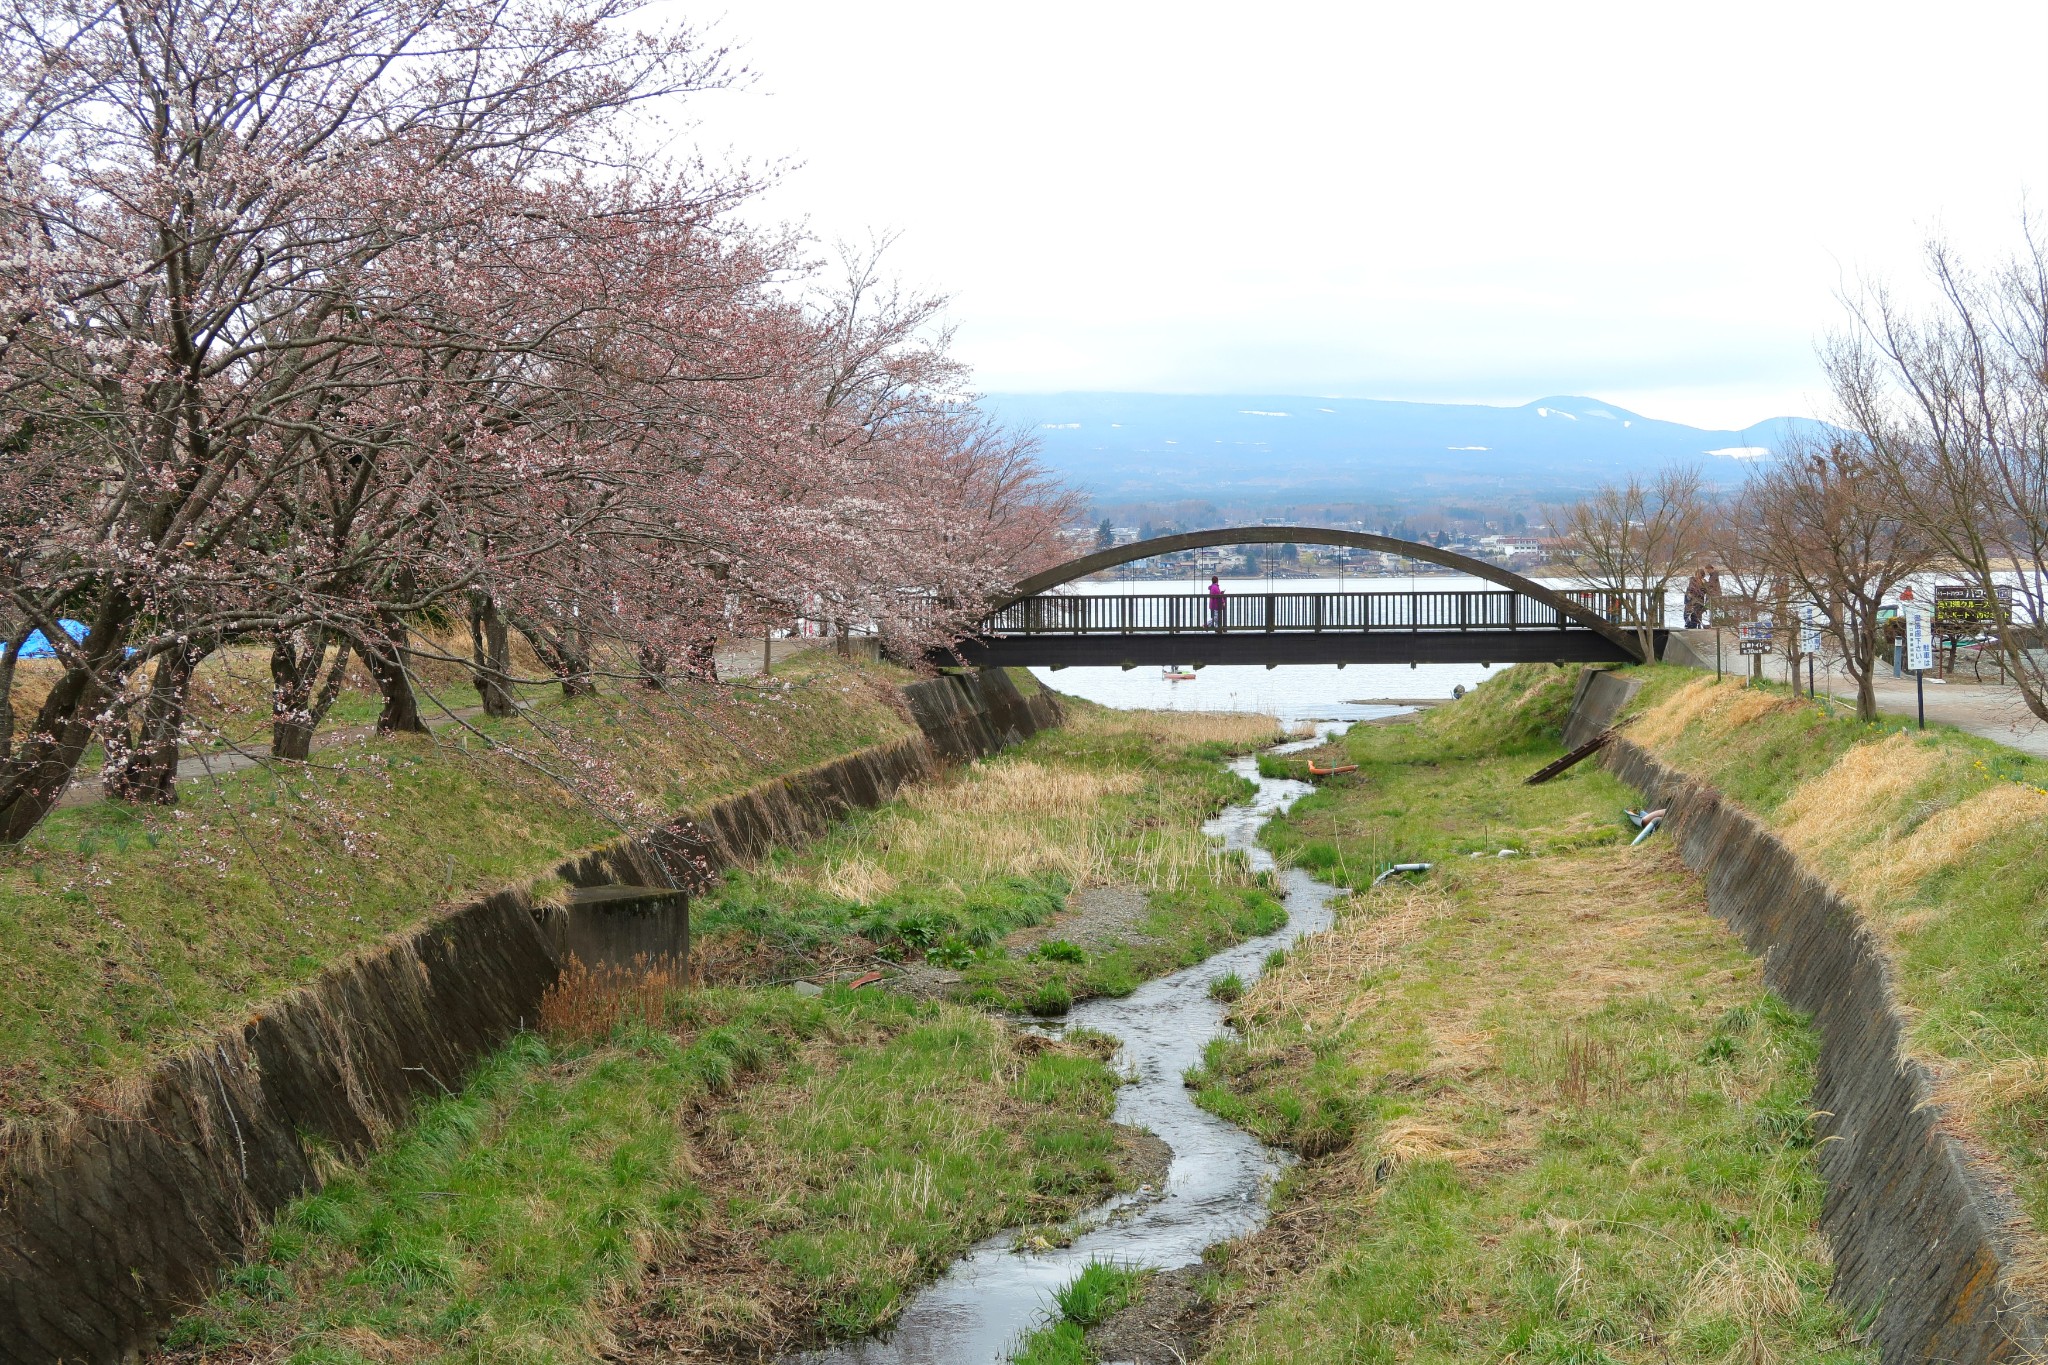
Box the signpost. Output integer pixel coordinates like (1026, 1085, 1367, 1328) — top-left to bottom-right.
(1901, 592, 1934, 729)
(1799, 604, 1821, 699)
(1737, 619, 1773, 655)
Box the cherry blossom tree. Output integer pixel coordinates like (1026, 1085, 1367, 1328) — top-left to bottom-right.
(0, 0, 1073, 844)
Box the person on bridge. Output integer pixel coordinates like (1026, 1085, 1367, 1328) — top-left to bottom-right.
(1683, 570, 1707, 629)
(1208, 575, 1226, 631)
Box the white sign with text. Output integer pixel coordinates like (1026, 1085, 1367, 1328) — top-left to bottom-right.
(1902, 600, 1935, 673)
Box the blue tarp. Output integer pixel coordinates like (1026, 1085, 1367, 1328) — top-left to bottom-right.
(13, 619, 87, 659)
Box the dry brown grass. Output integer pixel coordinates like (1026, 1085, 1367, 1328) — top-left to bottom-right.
(908, 759, 1143, 819)
(1681, 1248, 1805, 1328)
(1762, 730, 2048, 928)
(772, 749, 1246, 900)
(1630, 674, 1803, 753)
(1628, 675, 1730, 749)
(538, 957, 677, 1044)
(1064, 705, 1280, 751)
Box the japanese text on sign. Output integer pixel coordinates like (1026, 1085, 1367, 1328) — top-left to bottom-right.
(1902, 600, 1935, 672)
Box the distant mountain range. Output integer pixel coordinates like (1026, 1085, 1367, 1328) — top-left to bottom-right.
(977, 393, 1830, 506)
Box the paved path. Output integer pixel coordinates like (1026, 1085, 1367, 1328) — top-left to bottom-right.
(1664, 629, 2048, 758)
(55, 702, 495, 809)
(53, 634, 878, 809)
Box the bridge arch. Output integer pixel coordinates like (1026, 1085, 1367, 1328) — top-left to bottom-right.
(997, 525, 1645, 662)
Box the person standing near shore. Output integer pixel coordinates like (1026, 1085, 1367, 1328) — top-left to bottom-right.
(1208, 576, 1226, 630)
(1683, 570, 1707, 629)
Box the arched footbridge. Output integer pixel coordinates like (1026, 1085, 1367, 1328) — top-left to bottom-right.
(950, 527, 1665, 669)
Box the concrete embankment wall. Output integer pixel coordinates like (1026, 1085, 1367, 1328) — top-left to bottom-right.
(1602, 737, 2048, 1364)
(0, 669, 1059, 1365)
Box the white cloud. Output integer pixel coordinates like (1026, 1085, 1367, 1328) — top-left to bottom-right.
(1239, 410, 1292, 417)
(692, 0, 2046, 428)
(1704, 446, 1773, 460)
(1448, 445, 1490, 451)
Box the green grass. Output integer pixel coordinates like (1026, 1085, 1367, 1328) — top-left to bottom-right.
(164, 986, 1138, 1362)
(0, 653, 912, 1121)
(1180, 664, 1871, 1363)
(955, 882, 1286, 1012)
(691, 701, 1286, 1008)
(1614, 663, 2048, 1267)
(1010, 1260, 1148, 1365)
(1256, 666, 1636, 891)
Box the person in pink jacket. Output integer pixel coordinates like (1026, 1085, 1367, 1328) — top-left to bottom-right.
(1208, 576, 1226, 631)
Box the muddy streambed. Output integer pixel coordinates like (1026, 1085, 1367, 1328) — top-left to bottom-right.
(788, 727, 1350, 1365)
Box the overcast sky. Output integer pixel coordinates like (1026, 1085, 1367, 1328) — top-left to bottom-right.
(675, 0, 2047, 430)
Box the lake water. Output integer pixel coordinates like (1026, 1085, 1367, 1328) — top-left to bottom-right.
(1026, 572, 1594, 720)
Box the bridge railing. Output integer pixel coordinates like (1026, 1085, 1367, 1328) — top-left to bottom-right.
(983, 588, 1663, 635)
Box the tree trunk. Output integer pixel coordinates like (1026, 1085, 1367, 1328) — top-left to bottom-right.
(637, 644, 667, 690)
(681, 636, 717, 684)
(0, 625, 31, 765)
(104, 641, 204, 804)
(511, 613, 595, 700)
(467, 592, 517, 718)
(1998, 635, 2048, 722)
(0, 592, 135, 842)
(270, 628, 354, 761)
(564, 619, 595, 699)
(270, 631, 318, 761)
(364, 616, 428, 735)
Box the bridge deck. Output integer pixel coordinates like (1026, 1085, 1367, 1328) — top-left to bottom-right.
(985, 587, 1659, 635)
(958, 588, 1665, 669)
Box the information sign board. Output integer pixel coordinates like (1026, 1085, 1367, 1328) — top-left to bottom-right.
(1798, 603, 1822, 655)
(1934, 583, 2012, 632)
(1901, 599, 1935, 672)
(1738, 619, 1773, 657)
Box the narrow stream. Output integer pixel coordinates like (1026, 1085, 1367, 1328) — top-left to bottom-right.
(788, 726, 1349, 1365)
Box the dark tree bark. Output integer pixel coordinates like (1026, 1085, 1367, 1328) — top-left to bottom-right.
(681, 636, 717, 684)
(637, 644, 667, 690)
(512, 613, 595, 700)
(467, 592, 518, 718)
(363, 615, 429, 735)
(103, 637, 208, 804)
(0, 624, 32, 765)
(269, 628, 354, 761)
(0, 589, 136, 842)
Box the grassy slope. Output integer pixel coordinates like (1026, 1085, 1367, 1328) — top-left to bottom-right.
(150, 688, 1292, 1361)
(1615, 664, 2048, 1280)
(162, 982, 1141, 1363)
(0, 652, 913, 1123)
(1183, 666, 1871, 1364)
(692, 701, 1288, 1011)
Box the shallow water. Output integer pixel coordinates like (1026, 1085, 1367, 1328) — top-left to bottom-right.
(786, 730, 1349, 1365)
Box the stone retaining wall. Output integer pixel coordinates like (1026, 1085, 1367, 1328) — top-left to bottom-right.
(0, 668, 1059, 1365)
(1603, 738, 2048, 1363)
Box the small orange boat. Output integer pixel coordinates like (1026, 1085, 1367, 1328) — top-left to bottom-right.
(1307, 760, 1358, 778)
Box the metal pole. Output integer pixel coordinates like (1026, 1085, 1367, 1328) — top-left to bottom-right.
(1716, 627, 1722, 680)
(1917, 669, 1925, 729)
(1807, 654, 1814, 699)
